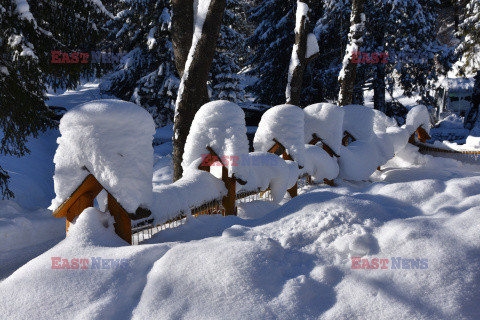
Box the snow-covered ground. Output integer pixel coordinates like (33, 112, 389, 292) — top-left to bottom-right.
(0, 83, 479, 319)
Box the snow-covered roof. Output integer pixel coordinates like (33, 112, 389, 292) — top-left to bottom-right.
(182, 100, 250, 182)
(342, 105, 375, 141)
(304, 103, 344, 155)
(438, 77, 474, 93)
(50, 99, 155, 214)
(253, 104, 306, 167)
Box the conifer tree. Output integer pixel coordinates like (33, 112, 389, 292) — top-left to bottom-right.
(246, 0, 296, 105)
(457, 0, 480, 74)
(0, 0, 112, 198)
(210, 0, 247, 103)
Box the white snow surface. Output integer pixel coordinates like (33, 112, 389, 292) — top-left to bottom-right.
(338, 141, 380, 181)
(182, 100, 250, 181)
(306, 33, 319, 59)
(2, 82, 480, 319)
(150, 169, 227, 224)
(405, 105, 431, 135)
(302, 145, 339, 181)
(304, 103, 344, 155)
(295, 1, 309, 34)
(2, 145, 480, 319)
(342, 104, 375, 141)
(239, 152, 299, 203)
(50, 99, 156, 214)
(254, 104, 306, 167)
(14, 0, 34, 22)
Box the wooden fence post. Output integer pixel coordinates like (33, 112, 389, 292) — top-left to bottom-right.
(221, 166, 237, 216)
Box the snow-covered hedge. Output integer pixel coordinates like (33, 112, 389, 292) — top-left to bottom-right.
(50, 99, 155, 214)
(182, 100, 250, 182)
(254, 104, 306, 167)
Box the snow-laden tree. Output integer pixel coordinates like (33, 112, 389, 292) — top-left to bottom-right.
(456, 0, 480, 74)
(101, 0, 179, 127)
(338, 0, 365, 106)
(286, 0, 319, 106)
(363, 0, 452, 111)
(210, 0, 247, 103)
(172, 0, 226, 181)
(0, 0, 112, 198)
(246, 0, 296, 105)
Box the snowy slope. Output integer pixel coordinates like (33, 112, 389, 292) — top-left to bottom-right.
(1, 145, 479, 319)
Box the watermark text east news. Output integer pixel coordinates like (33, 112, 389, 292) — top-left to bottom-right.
(51, 257, 129, 269)
(351, 257, 428, 270)
(51, 51, 126, 64)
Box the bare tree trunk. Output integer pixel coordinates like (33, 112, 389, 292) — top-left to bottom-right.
(172, 0, 226, 181)
(338, 0, 365, 106)
(286, 0, 318, 106)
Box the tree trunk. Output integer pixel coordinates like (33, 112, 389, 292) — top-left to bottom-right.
(373, 31, 386, 112)
(373, 62, 386, 112)
(172, 0, 226, 181)
(172, 0, 194, 77)
(286, 1, 317, 106)
(338, 0, 365, 106)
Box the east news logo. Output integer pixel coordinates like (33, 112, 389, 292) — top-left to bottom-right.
(351, 257, 428, 270)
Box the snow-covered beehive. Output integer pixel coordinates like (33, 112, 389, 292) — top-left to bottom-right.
(182, 100, 250, 182)
(304, 103, 344, 155)
(50, 99, 156, 215)
(254, 104, 306, 167)
(405, 105, 432, 143)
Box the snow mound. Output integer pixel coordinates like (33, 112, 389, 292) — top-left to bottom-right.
(304, 103, 344, 155)
(405, 105, 431, 135)
(465, 135, 480, 149)
(254, 104, 306, 167)
(303, 145, 339, 181)
(67, 207, 126, 247)
(151, 169, 227, 224)
(372, 109, 397, 133)
(342, 105, 375, 141)
(182, 100, 249, 181)
(239, 152, 299, 203)
(338, 141, 380, 181)
(0, 201, 64, 252)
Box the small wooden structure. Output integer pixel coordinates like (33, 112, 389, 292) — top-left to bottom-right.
(52, 174, 151, 244)
(342, 131, 356, 147)
(267, 138, 303, 197)
(409, 126, 431, 144)
(308, 133, 338, 186)
(198, 146, 247, 216)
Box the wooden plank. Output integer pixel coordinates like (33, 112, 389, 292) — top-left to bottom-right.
(342, 131, 356, 147)
(65, 191, 95, 232)
(222, 165, 237, 216)
(53, 174, 103, 218)
(324, 178, 335, 186)
(417, 126, 431, 143)
(108, 193, 132, 245)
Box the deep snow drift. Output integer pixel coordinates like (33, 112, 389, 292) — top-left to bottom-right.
(1, 143, 479, 319)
